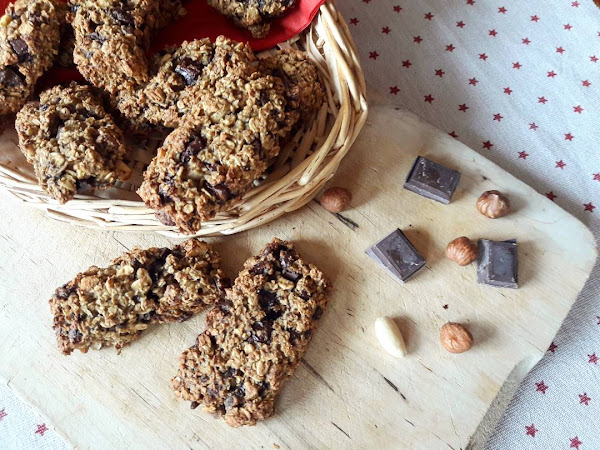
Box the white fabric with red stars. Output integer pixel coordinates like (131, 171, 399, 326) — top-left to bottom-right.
(338, 0, 600, 448)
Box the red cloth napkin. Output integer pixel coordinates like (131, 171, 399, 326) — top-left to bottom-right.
(1, 0, 325, 88)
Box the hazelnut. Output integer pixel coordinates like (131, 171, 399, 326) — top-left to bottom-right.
(446, 236, 478, 266)
(320, 187, 352, 213)
(440, 322, 473, 354)
(477, 190, 510, 218)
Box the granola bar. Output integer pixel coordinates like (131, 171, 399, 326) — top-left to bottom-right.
(0, 0, 62, 115)
(15, 82, 131, 203)
(208, 0, 296, 38)
(172, 238, 331, 426)
(50, 239, 229, 355)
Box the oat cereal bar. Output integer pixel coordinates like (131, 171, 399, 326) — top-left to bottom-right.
(15, 82, 131, 203)
(208, 0, 296, 38)
(0, 0, 61, 115)
(50, 239, 229, 355)
(172, 238, 331, 426)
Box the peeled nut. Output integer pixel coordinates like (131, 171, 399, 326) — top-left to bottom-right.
(440, 322, 473, 354)
(477, 190, 510, 218)
(375, 316, 407, 358)
(320, 187, 352, 213)
(446, 236, 478, 266)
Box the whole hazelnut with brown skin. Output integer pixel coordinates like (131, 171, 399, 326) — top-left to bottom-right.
(446, 236, 478, 266)
(440, 322, 473, 354)
(320, 187, 352, 213)
(477, 190, 510, 218)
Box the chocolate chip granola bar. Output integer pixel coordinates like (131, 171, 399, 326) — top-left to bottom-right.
(172, 238, 331, 426)
(0, 0, 62, 115)
(50, 239, 229, 355)
(137, 69, 296, 233)
(15, 82, 131, 203)
(208, 0, 296, 38)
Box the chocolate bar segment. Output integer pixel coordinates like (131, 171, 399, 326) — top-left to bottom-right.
(477, 239, 519, 289)
(404, 156, 461, 204)
(366, 229, 426, 283)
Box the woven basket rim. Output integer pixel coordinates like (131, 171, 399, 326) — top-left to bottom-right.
(0, 0, 368, 238)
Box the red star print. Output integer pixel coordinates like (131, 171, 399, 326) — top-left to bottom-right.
(349, 18, 359, 26)
(579, 393, 591, 406)
(564, 24, 573, 31)
(582, 80, 591, 87)
(535, 381, 548, 393)
(596, 315, 600, 324)
(584, 202, 595, 212)
(556, 47, 565, 54)
(518, 151, 529, 159)
(483, 140, 494, 150)
(573, 105, 583, 114)
(35, 424, 48, 436)
(424, 94, 434, 103)
(382, 27, 391, 34)
(522, 37, 531, 45)
(489, 29, 498, 37)
(546, 192, 557, 201)
(538, 96, 548, 104)
(467, 0, 475, 4)
(479, 53, 488, 60)
(529, 122, 539, 130)
(469, 77, 479, 86)
(413, 36, 423, 44)
(525, 424, 538, 437)
(556, 160, 566, 169)
(0, 408, 7, 421)
(369, 51, 379, 60)
(572, 1, 580, 6)
(457, 21, 465, 28)
(493, 113, 503, 121)
(458, 104, 469, 112)
(424, 12, 434, 20)
(589, 353, 598, 364)
(402, 60, 412, 68)
(549, 342, 558, 352)
(362, 0, 371, 3)
(531, 15, 540, 22)
(547, 70, 557, 78)
(503, 87, 513, 95)
(498, 6, 507, 13)
(590, 55, 599, 63)
(448, 131, 459, 138)
(570, 437, 582, 450)
(389, 86, 400, 95)
(446, 44, 456, 52)
(564, 133, 574, 141)
(593, 174, 600, 182)
(512, 62, 522, 69)
(393, 5, 402, 13)
(435, 69, 445, 77)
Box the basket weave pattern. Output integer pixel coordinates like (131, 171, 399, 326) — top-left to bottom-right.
(0, 1, 367, 237)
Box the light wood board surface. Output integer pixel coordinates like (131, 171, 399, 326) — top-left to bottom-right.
(0, 106, 596, 449)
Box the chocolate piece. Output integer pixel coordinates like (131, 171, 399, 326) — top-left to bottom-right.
(404, 156, 461, 204)
(477, 239, 519, 289)
(366, 229, 426, 283)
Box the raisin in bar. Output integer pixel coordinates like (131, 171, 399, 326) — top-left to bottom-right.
(172, 238, 331, 427)
(0, 0, 62, 115)
(50, 239, 229, 355)
(15, 82, 131, 203)
(208, 0, 296, 38)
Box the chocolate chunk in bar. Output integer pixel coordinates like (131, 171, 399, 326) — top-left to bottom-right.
(366, 229, 426, 283)
(477, 239, 519, 289)
(404, 156, 461, 204)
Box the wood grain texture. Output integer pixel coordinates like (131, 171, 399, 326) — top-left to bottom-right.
(0, 106, 596, 449)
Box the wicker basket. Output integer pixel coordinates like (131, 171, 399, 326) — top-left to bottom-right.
(0, 0, 367, 237)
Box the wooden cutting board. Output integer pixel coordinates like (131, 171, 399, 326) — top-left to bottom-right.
(0, 106, 596, 449)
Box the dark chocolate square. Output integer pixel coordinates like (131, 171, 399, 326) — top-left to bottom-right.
(366, 229, 426, 283)
(404, 156, 461, 204)
(477, 239, 519, 289)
